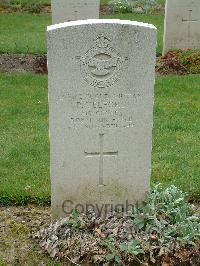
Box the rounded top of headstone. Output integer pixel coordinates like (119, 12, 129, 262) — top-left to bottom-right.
(47, 19, 157, 32)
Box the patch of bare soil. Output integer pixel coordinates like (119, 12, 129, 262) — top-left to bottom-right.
(0, 205, 54, 266)
(0, 4, 113, 15)
(0, 54, 190, 76)
(0, 54, 47, 74)
(0, 4, 51, 14)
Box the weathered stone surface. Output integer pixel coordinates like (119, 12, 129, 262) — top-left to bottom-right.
(47, 20, 157, 219)
(51, 0, 100, 24)
(163, 0, 200, 54)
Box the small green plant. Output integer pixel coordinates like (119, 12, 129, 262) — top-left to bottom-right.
(66, 210, 81, 229)
(9, 221, 28, 236)
(120, 239, 144, 255)
(102, 237, 122, 265)
(0, 260, 7, 266)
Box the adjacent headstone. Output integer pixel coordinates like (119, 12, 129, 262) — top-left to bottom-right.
(163, 0, 200, 54)
(47, 20, 157, 219)
(51, 0, 100, 24)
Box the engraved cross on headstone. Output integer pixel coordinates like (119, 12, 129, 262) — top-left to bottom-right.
(182, 9, 198, 23)
(182, 9, 199, 39)
(84, 134, 118, 186)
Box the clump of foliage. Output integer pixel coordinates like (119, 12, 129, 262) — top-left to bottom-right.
(109, 0, 132, 13)
(109, 0, 158, 14)
(132, 185, 200, 259)
(176, 50, 200, 74)
(36, 185, 200, 265)
(157, 50, 200, 75)
(102, 237, 122, 264)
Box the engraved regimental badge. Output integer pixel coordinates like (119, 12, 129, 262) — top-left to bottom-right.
(79, 35, 127, 89)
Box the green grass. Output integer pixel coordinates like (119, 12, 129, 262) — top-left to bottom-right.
(152, 75, 200, 197)
(0, 73, 50, 204)
(0, 73, 199, 204)
(0, 14, 51, 54)
(0, 13, 164, 55)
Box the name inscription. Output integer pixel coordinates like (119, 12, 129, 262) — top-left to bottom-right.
(62, 91, 142, 129)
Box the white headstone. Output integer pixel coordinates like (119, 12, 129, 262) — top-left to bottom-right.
(51, 0, 100, 24)
(163, 0, 200, 54)
(47, 20, 157, 219)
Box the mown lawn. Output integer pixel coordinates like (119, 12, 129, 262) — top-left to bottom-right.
(0, 73, 199, 205)
(0, 12, 164, 54)
(0, 14, 51, 54)
(152, 75, 200, 196)
(0, 74, 50, 204)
